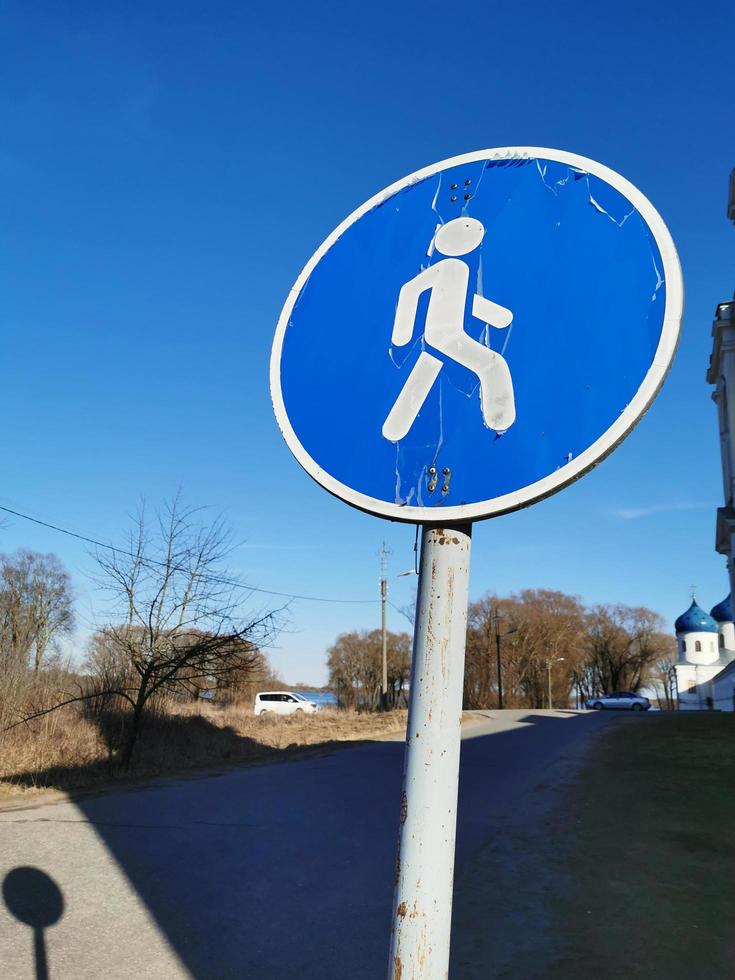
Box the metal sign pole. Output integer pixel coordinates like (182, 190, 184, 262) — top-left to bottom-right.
(388, 523, 472, 980)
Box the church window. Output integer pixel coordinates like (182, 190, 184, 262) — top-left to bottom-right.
(720, 634, 725, 649)
(682, 640, 686, 653)
(695, 640, 702, 652)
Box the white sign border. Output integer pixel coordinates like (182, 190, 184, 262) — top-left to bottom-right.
(270, 146, 683, 524)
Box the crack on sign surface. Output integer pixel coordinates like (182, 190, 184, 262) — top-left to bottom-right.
(393, 381, 444, 505)
(651, 252, 664, 300)
(389, 334, 423, 370)
(430, 173, 444, 223)
(587, 191, 635, 227)
(535, 159, 585, 195)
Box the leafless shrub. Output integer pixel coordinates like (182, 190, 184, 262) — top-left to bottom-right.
(82, 496, 282, 767)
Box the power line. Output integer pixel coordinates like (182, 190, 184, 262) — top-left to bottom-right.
(0, 503, 378, 605)
(389, 599, 414, 624)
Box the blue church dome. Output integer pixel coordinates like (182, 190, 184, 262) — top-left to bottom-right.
(710, 594, 733, 623)
(675, 599, 719, 634)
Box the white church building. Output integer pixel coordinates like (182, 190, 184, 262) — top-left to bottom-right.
(674, 595, 735, 710)
(680, 168, 735, 710)
(674, 167, 735, 711)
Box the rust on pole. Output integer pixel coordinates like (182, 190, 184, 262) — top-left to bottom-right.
(388, 523, 472, 980)
(380, 542, 391, 710)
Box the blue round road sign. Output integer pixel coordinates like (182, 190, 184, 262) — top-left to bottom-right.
(271, 148, 682, 522)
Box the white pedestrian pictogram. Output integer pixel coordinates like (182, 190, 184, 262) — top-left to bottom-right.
(382, 217, 516, 443)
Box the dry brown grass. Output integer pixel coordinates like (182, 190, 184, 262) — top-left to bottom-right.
(174, 700, 407, 748)
(0, 700, 407, 804)
(0, 705, 105, 797)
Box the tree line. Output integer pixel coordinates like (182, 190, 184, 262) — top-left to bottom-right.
(328, 589, 676, 711)
(464, 590, 676, 709)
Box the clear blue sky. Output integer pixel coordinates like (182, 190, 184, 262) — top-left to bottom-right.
(1, 1, 734, 684)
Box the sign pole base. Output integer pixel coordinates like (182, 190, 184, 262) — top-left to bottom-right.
(388, 523, 472, 980)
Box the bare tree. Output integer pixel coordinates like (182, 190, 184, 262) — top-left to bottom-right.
(0, 551, 74, 730)
(28, 553, 74, 672)
(647, 647, 679, 709)
(327, 629, 411, 710)
(86, 497, 280, 767)
(582, 604, 671, 696)
(205, 648, 283, 705)
(512, 590, 587, 708)
(0, 551, 39, 674)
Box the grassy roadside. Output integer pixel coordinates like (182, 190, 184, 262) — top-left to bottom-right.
(547, 714, 735, 978)
(0, 702, 408, 807)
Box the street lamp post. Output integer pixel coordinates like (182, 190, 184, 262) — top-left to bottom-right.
(669, 664, 679, 711)
(546, 657, 565, 709)
(379, 543, 392, 711)
(379, 565, 419, 711)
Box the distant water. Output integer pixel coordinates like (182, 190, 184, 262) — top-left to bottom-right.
(301, 691, 338, 707)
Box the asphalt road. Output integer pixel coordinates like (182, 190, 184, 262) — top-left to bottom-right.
(0, 709, 613, 979)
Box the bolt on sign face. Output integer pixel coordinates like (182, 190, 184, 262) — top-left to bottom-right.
(271, 148, 683, 523)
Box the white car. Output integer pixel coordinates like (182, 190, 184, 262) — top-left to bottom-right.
(585, 691, 651, 711)
(254, 691, 320, 716)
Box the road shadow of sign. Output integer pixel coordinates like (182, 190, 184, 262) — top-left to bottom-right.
(3, 866, 64, 980)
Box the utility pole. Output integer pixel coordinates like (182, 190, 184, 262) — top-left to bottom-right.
(492, 608, 504, 709)
(491, 608, 515, 710)
(380, 542, 391, 711)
